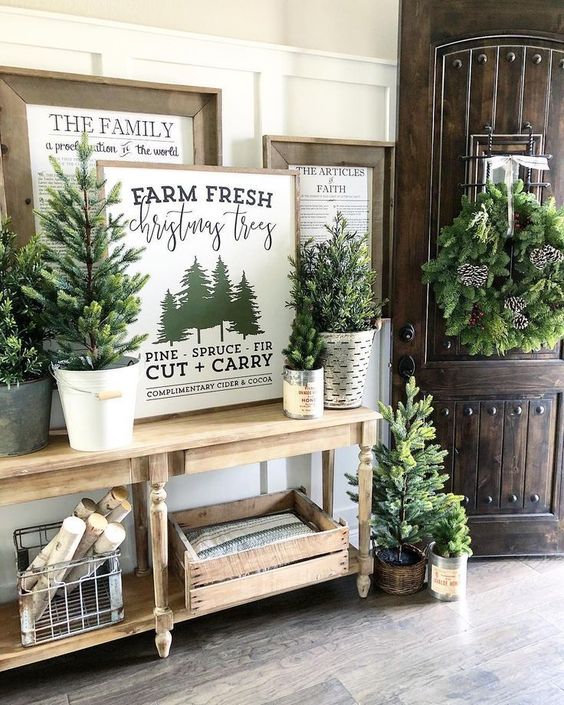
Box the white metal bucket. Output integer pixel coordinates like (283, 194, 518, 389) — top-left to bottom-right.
(52, 358, 140, 452)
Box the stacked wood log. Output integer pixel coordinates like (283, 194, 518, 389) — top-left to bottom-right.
(23, 486, 131, 622)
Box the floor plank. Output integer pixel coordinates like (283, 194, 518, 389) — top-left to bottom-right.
(0, 558, 562, 705)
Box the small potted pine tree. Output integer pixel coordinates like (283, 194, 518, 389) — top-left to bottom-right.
(289, 213, 384, 409)
(282, 305, 325, 419)
(0, 222, 52, 456)
(25, 133, 149, 452)
(348, 377, 448, 594)
(428, 495, 472, 601)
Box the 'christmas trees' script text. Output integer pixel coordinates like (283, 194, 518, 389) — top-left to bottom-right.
(129, 183, 276, 252)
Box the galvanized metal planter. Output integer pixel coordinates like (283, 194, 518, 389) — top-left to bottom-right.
(283, 367, 324, 419)
(320, 330, 375, 409)
(427, 541, 469, 601)
(0, 376, 52, 457)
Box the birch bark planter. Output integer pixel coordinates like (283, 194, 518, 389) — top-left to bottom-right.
(283, 367, 324, 419)
(427, 542, 468, 601)
(320, 329, 375, 409)
(0, 376, 52, 456)
(53, 357, 140, 452)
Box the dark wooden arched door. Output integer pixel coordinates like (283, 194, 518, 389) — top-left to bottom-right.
(393, 1, 564, 555)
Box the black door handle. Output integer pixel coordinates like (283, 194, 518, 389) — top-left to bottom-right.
(399, 323, 416, 342)
(398, 355, 416, 380)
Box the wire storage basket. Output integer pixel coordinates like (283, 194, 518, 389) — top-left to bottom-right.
(14, 521, 124, 647)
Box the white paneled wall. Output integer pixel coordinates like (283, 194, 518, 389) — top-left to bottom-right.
(0, 7, 395, 601)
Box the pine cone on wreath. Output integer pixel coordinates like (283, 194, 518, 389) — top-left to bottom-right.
(530, 245, 564, 270)
(545, 244, 564, 264)
(504, 296, 526, 313)
(457, 263, 489, 287)
(530, 247, 549, 269)
(513, 313, 529, 330)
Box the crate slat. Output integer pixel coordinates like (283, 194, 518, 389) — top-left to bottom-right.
(189, 550, 350, 613)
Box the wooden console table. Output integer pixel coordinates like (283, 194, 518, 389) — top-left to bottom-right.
(0, 402, 380, 671)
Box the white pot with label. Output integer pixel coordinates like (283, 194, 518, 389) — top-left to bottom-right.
(283, 367, 324, 419)
(427, 541, 469, 601)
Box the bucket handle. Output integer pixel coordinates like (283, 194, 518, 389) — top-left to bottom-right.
(51, 365, 123, 400)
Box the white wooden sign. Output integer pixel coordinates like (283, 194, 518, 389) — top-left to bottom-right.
(100, 163, 297, 418)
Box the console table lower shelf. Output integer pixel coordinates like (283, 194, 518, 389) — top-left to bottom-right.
(0, 545, 366, 672)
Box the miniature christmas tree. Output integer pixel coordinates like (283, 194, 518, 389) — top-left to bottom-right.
(347, 377, 449, 564)
(25, 132, 148, 370)
(0, 222, 47, 385)
(228, 271, 263, 339)
(282, 306, 325, 370)
(289, 212, 383, 332)
(432, 494, 472, 558)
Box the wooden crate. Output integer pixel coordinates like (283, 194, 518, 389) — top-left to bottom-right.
(169, 489, 349, 614)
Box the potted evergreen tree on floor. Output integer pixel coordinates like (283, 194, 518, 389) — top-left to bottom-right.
(282, 305, 326, 419)
(0, 222, 52, 456)
(348, 377, 449, 594)
(428, 495, 472, 601)
(289, 213, 384, 408)
(25, 133, 149, 451)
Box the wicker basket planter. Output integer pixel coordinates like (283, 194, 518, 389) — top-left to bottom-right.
(373, 544, 426, 595)
(320, 329, 375, 409)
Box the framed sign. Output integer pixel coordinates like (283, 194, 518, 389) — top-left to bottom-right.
(0, 67, 221, 245)
(263, 135, 394, 304)
(99, 162, 298, 419)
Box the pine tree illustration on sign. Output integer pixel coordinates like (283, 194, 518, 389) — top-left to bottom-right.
(210, 256, 235, 343)
(153, 257, 264, 344)
(156, 289, 189, 347)
(177, 257, 214, 344)
(228, 271, 264, 340)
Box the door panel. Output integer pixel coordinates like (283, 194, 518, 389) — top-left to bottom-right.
(394, 0, 564, 555)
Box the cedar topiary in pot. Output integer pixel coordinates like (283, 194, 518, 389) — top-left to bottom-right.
(282, 305, 326, 419)
(0, 222, 52, 456)
(289, 212, 385, 409)
(347, 377, 449, 595)
(24, 133, 149, 452)
(428, 494, 472, 601)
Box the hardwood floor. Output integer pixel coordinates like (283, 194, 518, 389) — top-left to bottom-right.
(1, 557, 564, 705)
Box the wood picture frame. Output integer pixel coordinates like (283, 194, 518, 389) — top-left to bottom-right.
(98, 161, 299, 419)
(0, 67, 222, 245)
(263, 135, 395, 305)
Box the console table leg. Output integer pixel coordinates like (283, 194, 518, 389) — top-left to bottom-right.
(149, 453, 173, 658)
(322, 449, 335, 516)
(132, 481, 151, 577)
(356, 420, 376, 598)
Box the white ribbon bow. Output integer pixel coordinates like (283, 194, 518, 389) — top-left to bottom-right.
(485, 155, 550, 236)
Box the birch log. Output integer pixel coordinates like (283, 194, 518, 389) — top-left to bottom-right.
(62, 513, 108, 587)
(31, 516, 86, 621)
(23, 499, 95, 591)
(73, 498, 98, 520)
(97, 487, 129, 516)
(66, 523, 126, 592)
(106, 499, 132, 524)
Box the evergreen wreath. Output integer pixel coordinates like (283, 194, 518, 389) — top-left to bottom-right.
(422, 181, 564, 356)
